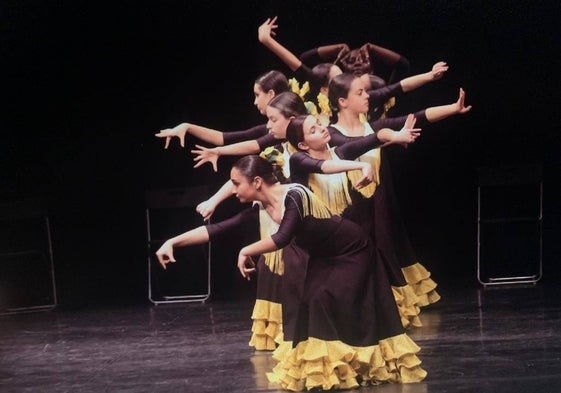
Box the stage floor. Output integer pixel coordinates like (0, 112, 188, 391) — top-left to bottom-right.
(1, 281, 561, 393)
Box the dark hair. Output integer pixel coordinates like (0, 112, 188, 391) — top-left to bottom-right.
(233, 155, 286, 185)
(267, 91, 307, 118)
(255, 70, 289, 95)
(285, 115, 310, 152)
(327, 73, 358, 123)
(311, 63, 334, 90)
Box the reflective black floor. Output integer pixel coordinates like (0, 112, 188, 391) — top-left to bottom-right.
(2, 281, 561, 393)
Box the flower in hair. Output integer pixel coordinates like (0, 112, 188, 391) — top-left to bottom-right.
(288, 78, 310, 100)
(259, 146, 285, 168)
(317, 92, 331, 118)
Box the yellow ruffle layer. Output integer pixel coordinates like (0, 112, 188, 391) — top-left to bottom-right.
(249, 299, 283, 351)
(392, 285, 422, 328)
(267, 333, 427, 391)
(402, 262, 441, 308)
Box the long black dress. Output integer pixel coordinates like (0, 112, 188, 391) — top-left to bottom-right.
(328, 121, 441, 313)
(206, 184, 426, 391)
(290, 130, 423, 328)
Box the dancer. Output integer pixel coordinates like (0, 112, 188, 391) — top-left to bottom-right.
(326, 72, 472, 312)
(156, 155, 427, 391)
(285, 113, 423, 328)
(193, 91, 308, 352)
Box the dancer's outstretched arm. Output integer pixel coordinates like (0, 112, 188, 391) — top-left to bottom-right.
(195, 180, 235, 221)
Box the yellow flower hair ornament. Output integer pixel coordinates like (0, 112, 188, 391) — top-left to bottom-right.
(259, 146, 285, 168)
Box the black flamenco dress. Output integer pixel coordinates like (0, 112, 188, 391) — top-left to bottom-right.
(328, 119, 441, 316)
(208, 184, 427, 390)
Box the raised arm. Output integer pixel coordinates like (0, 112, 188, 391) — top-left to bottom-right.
(361, 42, 410, 83)
(424, 88, 472, 122)
(258, 16, 302, 72)
(400, 61, 449, 92)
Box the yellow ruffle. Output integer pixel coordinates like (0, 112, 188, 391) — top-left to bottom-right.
(249, 299, 283, 351)
(392, 285, 422, 328)
(401, 262, 441, 308)
(267, 334, 427, 391)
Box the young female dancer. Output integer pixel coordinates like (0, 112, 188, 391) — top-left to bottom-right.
(192, 91, 308, 352)
(156, 155, 427, 391)
(326, 72, 472, 312)
(284, 113, 424, 327)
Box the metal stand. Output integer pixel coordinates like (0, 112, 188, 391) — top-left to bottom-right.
(0, 198, 57, 315)
(477, 164, 543, 286)
(145, 186, 211, 304)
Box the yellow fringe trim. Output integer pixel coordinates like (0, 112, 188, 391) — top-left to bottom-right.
(267, 334, 427, 391)
(402, 262, 441, 307)
(391, 285, 422, 329)
(249, 299, 283, 351)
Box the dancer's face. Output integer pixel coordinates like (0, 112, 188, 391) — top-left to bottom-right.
(265, 106, 291, 139)
(230, 167, 257, 203)
(253, 84, 273, 115)
(343, 77, 369, 115)
(300, 115, 331, 151)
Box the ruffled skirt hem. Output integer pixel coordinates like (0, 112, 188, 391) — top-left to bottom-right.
(391, 285, 422, 328)
(249, 299, 283, 351)
(267, 333, 427, 391)
(402, 262, 441, 308)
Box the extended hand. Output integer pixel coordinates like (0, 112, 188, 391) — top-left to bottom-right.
(454, 88, 473, 115)
(258, 16, 278, 43)
(354, 163, 374, 189)
(431, 61, 449, 80)
(154, 123, 189, 149)
(237, 252, 256, 281)
(196, 200, 216, 221)
(192, 144, 219, 172)
(155, 240, 176, 270)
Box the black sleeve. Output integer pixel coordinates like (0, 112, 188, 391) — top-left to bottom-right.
(205, 205, 259, 241)
(289, 152, 324, 186)
(223, 124, 268, 145)
(256, 134, 285, 150)
(270, 190, 303, 248)
(334, 133, 383, 160)
(327, 126, 354, 146)
(293, 63, 323, 92)
(367, 82, 404, 109)
(369, 109, 427, 131)
(299, 47, 322, 66)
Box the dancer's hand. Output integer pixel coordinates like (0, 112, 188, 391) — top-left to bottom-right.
(237, 250, 256, 281)
(431, 61, 449, 81)
(453, 88, 472, 115)
(258, 16, 278, 43)
(354, 162, 374, 189)
(155, 123, 189, 149)
(196, 199, 216, 221)
(155, 240, 176, 270)
(192, 145, 219, 172)
(393, 114, 421, 147)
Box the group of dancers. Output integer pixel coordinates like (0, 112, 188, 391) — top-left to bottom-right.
(154, 16, 472, 392)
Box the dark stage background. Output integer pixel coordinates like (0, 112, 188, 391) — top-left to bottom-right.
(2, 0, 560, 308)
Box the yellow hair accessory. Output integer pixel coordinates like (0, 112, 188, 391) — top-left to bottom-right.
(259, 146, 285, 168)
(288, 78, 310, 100)
(317, 92, 331, 118)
